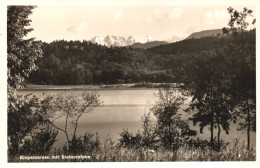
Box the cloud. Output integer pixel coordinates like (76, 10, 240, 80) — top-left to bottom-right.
(67, 21, 86, 33)
(167, 7, 183, 19)
(154, 9, 161, 18)
(145, 17, 153, 23)
(214, 9, 227, 20)
(204, 9, 228, 25)
(114, 11, 123, 21)
(150, 9, 163, 21)
(150, 7, 183, 22)
(204, 12, 215, 24)
(205, 12, 213, 19)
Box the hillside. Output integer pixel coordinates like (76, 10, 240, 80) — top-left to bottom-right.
(129, 41, 168, 49)
(29, 41, 176, 85)
(148, 36, 226, 55)
(186, 29, 223, 39)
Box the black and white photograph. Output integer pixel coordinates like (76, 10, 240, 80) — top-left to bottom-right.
(1, 0, 259, 167)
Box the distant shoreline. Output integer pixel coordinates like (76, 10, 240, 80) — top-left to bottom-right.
(20, 83, 180, 91)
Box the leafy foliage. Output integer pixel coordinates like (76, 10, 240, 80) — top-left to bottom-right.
(8, 94, 39, 156)
(8, 94, 58, 158)
(8, 6, 42, 90)
(118, 129, 143, 149)
(182, 7, 256, 151)
(184, 49, 234, 150)
(7, 6, 48, 158)
(62, 133, 101, 156)
(19, 126, 58, 155)
(223, 7, 256, 150)
(150, 88, 196, 149)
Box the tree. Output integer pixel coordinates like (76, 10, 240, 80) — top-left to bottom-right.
(189, 81, 233, 151)
(7, 6, 47, 158)
(150, 88, 196, 150)
(118, 88, 196, 151)
(8, 6, 42, 90)
(223, 7, 256, 150)
(40, 92, 102, 152)
(185, 49, 233, 150)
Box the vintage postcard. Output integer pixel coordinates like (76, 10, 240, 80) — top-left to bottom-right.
(1, 0, 259, 168)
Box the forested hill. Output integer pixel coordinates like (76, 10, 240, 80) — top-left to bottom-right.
(148, 36, 227, 55)
(28, 30, 255, 85)
(30, 40, 174, 85)
(129, 41, 168, 49)
(185, 29, 223, 39)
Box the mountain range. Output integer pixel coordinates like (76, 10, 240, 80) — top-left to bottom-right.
(89, 28, 223, 48)
(90, 35, 153, 47)
(90, 35, 182, 48)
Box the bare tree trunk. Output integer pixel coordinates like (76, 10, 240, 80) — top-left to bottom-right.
(210, 121, 214, 147)
(73, 111, 84, 138)
(217, 122, 221, 151)
(73, 102, 91, 138)
(247, 116, 250, 150)
(65, 112, 70, 147)
(246, 99, 251, 150)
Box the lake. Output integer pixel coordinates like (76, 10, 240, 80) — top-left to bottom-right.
(18, 88, 256, 149)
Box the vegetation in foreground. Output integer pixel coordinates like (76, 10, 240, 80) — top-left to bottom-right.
(10, 134, 255, 162)
(8, 88, 256, 162)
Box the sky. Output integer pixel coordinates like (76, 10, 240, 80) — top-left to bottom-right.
(27, 5, 256, 42)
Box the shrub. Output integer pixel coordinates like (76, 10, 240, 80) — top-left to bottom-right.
(19, 126, 58, 155)
(118, 129, 142, 149)
(62, 132, 101, 156)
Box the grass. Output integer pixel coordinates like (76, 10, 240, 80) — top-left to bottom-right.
(9, 138, 255, 162)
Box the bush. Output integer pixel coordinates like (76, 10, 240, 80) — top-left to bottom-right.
(19, 126, 58, 155)
(187, 137, 229, 151)
(62, 132, 101, 156)
(8, 94, 57, 159)
(118, 129, 142, 149)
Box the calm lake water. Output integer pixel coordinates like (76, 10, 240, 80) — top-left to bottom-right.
(18, 88, 256, 149)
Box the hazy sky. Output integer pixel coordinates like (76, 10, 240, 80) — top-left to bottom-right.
(27, 5, 255, 42)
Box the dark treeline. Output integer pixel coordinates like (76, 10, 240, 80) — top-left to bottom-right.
(28, 33, 245, 85)
(29, 41, 175, 84)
